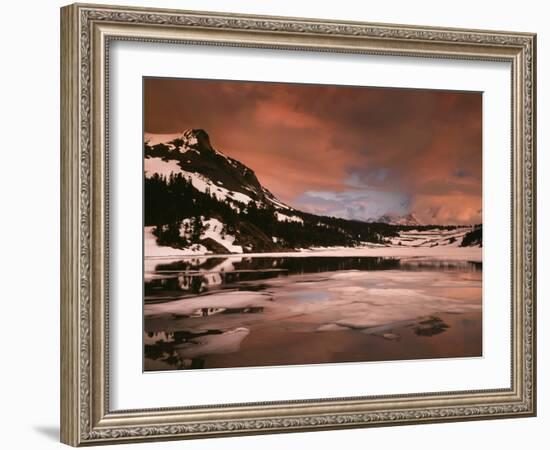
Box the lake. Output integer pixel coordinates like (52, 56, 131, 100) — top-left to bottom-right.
(144, 255, 482, 371)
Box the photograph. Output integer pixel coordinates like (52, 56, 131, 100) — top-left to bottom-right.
(143, 78, 483, 371)
(56, 2, 536, 445)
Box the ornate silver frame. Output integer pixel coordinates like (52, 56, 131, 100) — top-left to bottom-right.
(60, 3, 536, 446)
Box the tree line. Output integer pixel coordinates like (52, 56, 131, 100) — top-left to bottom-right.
(144, 173, 399, 251)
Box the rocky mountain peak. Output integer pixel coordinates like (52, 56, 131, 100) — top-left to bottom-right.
(376, 213, 421, 226)
(181, 129, 213, 151)
(145, 129, 290, 210)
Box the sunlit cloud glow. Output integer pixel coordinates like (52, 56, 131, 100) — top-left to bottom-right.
(145, 78, 482, 224)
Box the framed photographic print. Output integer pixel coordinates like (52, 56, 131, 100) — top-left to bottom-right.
(60, 3, 537, 446)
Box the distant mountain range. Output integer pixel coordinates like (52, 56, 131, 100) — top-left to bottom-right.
(374, 213, 421, 226)
(144, 129, 481, 254)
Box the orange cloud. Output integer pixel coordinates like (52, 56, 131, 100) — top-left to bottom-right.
(144, 77, 482, 225)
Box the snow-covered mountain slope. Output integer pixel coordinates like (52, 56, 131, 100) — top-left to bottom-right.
(145, 129, 290, 211)
(183, 217, 243, 253)
(388, 227, 480, 248)
(376, 213, 421, 226)
(144, 129, 481, 255)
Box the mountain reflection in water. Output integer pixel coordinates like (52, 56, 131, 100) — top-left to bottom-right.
(144, 256, 482, 371)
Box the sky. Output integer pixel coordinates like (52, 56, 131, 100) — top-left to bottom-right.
(144, 77, 482, 225)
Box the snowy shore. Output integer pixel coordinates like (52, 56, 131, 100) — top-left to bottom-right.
(145, 226, 482, 263)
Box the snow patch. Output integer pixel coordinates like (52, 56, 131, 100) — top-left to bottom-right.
(145, 291, 271, 316)
(184, 171, 252, 205)
(144, 158, 182, 179)
(376, 213, 421, 226)
(144, 133, 181, 147)
(389, 227, 474, 248)
(144, 226, 209, 258)
(179, 217, 243, 254)
(144, 157, 253, 207)
(275, 212, 304, 224)
(144, 245, 482, 261)
(262, 188, 290, 210)
(144, 227, 210, 280)
(201, 218, 243, 254)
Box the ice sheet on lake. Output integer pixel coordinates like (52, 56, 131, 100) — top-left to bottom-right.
(145, 291, 272, 316)
(174, 328, 250, 359)
(145, 269, 481, 337)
